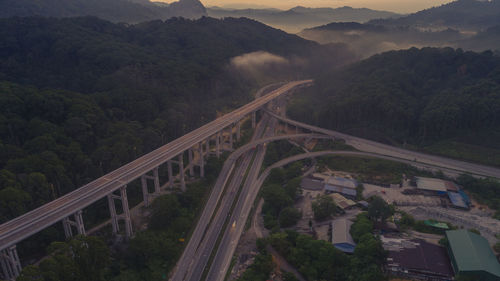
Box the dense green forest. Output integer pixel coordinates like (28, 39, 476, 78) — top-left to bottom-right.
(289, 47, 500, 166)
(0, 15, 356, 280)
(0, 16, 354, 224)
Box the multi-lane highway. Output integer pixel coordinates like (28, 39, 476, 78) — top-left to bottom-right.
(179, 114, 271, 281)
(265, 110, 500, 179)
(170, 90, 276, 281)
(0, 80, 312, 252)
(171, 94, 294, 281)
(206, 109, 279, 281)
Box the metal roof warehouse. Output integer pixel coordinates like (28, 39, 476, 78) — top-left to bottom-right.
(446, 230, 500, 281)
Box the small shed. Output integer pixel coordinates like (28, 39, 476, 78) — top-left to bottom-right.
(330, 193, 356, 211)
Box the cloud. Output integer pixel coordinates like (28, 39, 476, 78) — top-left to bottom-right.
(230, 51, 289, 70)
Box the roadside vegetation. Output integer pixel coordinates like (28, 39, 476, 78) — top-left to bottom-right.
(263, 140, 305, 169)
(456, 174, 500, 220)
(317, 156, 433, 186)
(312, 139, 356, 152)
(261, 166, 303, 231)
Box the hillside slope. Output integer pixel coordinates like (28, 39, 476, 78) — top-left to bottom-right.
(288, 47, 500, 166)
(0, 16, 354, 224)
(369, 0, 500, 30)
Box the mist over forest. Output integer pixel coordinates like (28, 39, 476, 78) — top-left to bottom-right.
(1, 1, 500, 281)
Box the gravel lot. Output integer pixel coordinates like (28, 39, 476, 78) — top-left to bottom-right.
(401, 206, 500, 244)
(363, 184, 442, 207)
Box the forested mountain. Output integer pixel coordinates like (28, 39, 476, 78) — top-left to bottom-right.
(459, 25, 500, 52)
(299, 1, 500, 58)
(0, 16, 355, 224)
(207, 6, 400, 33)
(0, 0, 206, 23)
(288, 47, 500, 166)
(299, 22, 467, 57)
(369, 0, 500, 31)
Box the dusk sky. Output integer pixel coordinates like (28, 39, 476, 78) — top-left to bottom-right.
(159, 0, 455, 13)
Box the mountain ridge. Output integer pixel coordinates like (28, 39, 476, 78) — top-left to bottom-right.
(0, 0, 207, 23)
(369, 0, 500, 30)
(207, 5, 400, 33)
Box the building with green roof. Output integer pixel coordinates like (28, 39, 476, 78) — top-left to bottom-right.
(445, 230, 500, 281)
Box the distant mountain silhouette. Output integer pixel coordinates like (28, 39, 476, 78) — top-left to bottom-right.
(207, 6, 400, 33)
(369, 0, 500, 30)
(0, 0, 207, 23)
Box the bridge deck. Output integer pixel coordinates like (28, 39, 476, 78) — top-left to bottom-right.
(0, 80, 313, 250)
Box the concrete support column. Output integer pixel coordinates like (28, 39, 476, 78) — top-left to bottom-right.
(295, 125, 298, 134)
(141, 167, 161, 207)
(62, 217, 72, 238)
(107, 186, 133, 238)
(179, 153, 186, 192)
(120, 186, 133, 238)
(199, 143, 205, 178)
(236, 122, 241, 141)
(153, 167, 160, 194)
(215, 132, 221, 158)
(229, 126, 233, 149)
(107, 194, 119, 234)
(252, 111, 256, 129)
(62, 210, 86, 239)
(205, 139, 210, 156)
(75, 210, 85, 236)
(141, 175, 150, 207)
(280, 104, 286, 117)
(167, 160, 174, 188)
(0, 246, 22, 281)
(188, 149, 194, 177)
(284, 122, 288, 132)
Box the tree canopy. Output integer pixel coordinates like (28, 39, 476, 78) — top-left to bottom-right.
(289, 47, 500, 167)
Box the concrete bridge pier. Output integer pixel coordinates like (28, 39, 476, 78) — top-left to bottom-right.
(167, 160, 174, 188)
(228, 126, 233, 149)
(215, 132, 221, 158)
(140, 167, 161, 207)
(236, 122, 241, 141)
(198, 142, 205, 178)
(205, 139, 210, 156)
(280, 104, 286, 117)
(107, 186, 133, 238)
(188, 149, 195, 177)
(0, 246, 22, 281)
(62, 210, 86, 239)
(252, 111, 256, 129)
(166, 154, 186, 191)
(179, 153, 186, 191)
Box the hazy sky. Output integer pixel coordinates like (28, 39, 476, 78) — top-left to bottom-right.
(159, 0, 455, 13)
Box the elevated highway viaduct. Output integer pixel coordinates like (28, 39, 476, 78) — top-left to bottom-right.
(0, 80, 313, 281)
